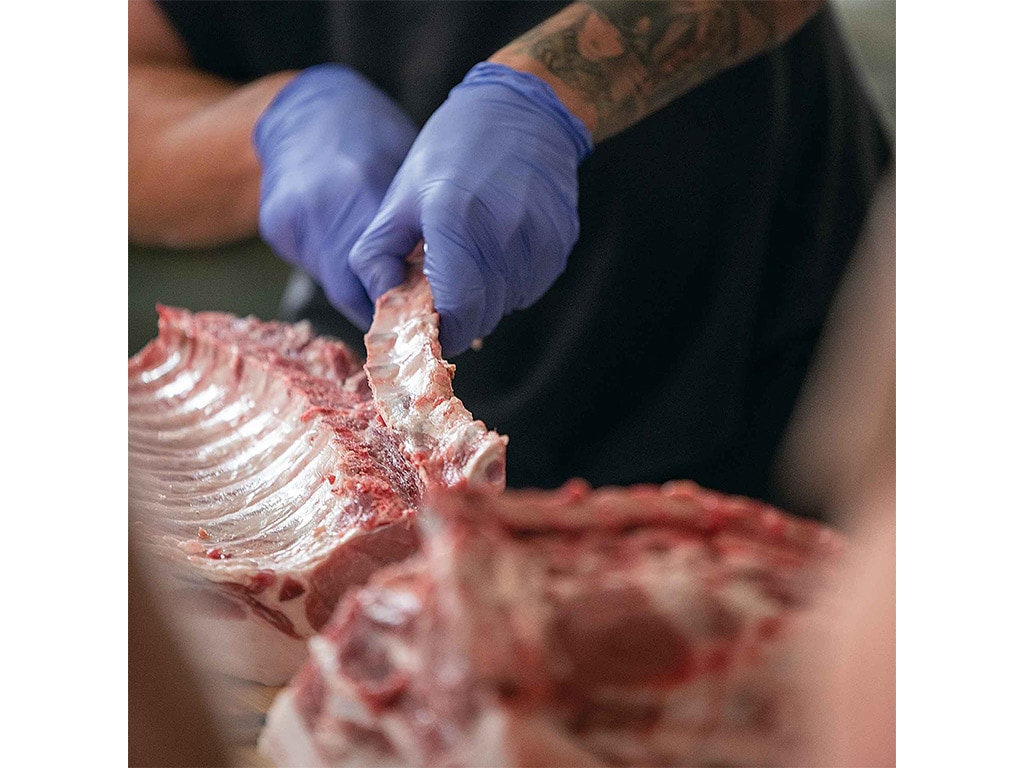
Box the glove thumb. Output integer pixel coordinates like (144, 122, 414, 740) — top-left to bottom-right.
(421, 220, 500, 357)
(349, 196, 421, 304)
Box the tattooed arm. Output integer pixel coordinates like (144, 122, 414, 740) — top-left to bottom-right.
(341, 1, 823, 348)
(491, 1, 823, 143)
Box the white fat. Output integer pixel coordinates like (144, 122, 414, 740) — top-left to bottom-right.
(326, 685, 374, 726)
(383, 639, 423, 675)
(138, 348, 182, 383)
(309, 635, 341, 681)
(360, 589, 422, 627)
(260, 690, 329, 768)
(716, 579, 777, 623)
(152, 368, 201, 400)
(318, 648, 374, 726)
(377, 714, 425, 768)
(463, 709, 509, 768)
(631, 548, 707, 628)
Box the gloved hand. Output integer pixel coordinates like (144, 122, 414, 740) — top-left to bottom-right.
(254, 64, 418, 330)
(348, 62, 593, 355)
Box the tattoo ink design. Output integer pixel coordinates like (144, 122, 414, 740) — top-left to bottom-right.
(500, 1, 821, 142)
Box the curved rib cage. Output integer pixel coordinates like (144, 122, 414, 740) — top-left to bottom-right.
(129, 273, 507, 684)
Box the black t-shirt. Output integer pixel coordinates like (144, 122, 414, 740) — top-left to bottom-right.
(158, 1, 893, 518)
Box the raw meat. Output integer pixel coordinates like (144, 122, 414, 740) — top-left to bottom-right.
(128, 274, 505, 684)
(365, 257, 507, 491)
(260, 480, 842, 766)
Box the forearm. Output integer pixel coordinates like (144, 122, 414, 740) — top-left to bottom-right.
(491, 0, 823, 143)
(128, 64, 295, 247)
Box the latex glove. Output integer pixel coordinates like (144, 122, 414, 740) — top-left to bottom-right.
(254, 64, 417, 330)
(349, 62, 593, 355)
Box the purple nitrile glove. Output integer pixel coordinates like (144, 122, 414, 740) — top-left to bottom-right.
(348, 62, 593, 356)
(253, 64, 417, 330)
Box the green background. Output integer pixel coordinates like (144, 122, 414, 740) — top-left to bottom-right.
(128, 240, 290, 355)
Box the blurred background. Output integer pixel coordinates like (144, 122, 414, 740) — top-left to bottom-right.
(127, 0, 895, 356)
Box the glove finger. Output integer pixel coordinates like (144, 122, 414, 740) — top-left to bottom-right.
(421, 221, 500, 356)
(349, 195, 421, 303)
(321, 258, 375, 331)
(317, 186, 381, 331)
(257, 169, 304, 268)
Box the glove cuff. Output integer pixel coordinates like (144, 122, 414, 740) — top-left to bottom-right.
(458, 62, 594, 163)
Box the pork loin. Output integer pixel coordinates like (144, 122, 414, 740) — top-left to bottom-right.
(260, 481, 842, 766)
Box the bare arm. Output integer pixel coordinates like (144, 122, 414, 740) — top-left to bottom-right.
(491, 0, 823, 143)
(128, 0, 295, 247)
